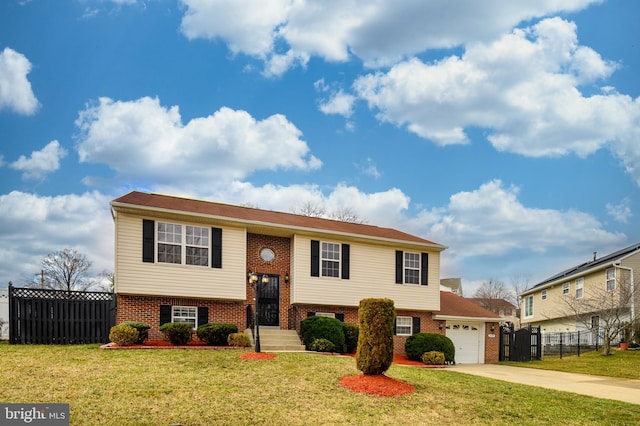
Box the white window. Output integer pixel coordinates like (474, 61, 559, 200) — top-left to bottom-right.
(606, 268, 616, 292)
(396, 316, 412, 336)
(172, 306, 197, 328)
(524, 295, 534, 318)
(315, 312, 335, 318)
(562, 282, 570, 295)
(321, 242, 340, 277)
(575, 278, 584, 299)
(404, 252, 420, 284)
(157, 222, 209, 267)
(541, 290, 547, 300)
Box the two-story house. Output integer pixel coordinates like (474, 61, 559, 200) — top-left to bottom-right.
(520, 243, 640, 337)
(468, 298, 520, 329)
(111, 191, 499, 361)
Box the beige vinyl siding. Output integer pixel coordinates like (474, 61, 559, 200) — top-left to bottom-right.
(115, 213, 246, 300)
(290, 235, 440, 310)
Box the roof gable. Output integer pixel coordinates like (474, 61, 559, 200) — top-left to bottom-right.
(111, 191, 446, 249)
(437, 292, 501, 319)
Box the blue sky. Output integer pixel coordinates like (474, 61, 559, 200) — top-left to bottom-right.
(0, 0, 638, 296)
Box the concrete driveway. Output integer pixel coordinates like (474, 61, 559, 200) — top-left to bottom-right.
(444, 364, 640, 405)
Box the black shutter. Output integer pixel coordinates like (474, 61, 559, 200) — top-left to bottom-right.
(335, 313, 345, 322)
(341, 244, 350, 280)
(142, 219, 155, 263)
(395, 250, 403, 284)
(311, 240, 320, 277)
(412, 317, 421, 334)
(159, 305, 171, 326)
(198, 307, 209, 327)
(393, 318, 398, 335)
(420, 253, 429, 285)
(211, 227, 222, 268)
(307, 312, 315, 317)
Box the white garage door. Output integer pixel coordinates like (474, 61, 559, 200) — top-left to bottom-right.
(446, 323, 483, 364)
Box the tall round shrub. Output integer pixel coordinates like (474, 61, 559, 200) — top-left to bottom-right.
(355, 298, 395, 375)
(405, 333, 455, 363)
(300, 315, 346, 353)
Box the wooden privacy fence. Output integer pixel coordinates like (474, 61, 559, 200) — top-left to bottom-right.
(9, 285, 116, 344)
(499, 324, 542, 362)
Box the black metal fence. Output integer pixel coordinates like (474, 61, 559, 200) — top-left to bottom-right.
(499, 325, 542, 361)
(9, 285, 116, 344)
(540, 330, 622, 358)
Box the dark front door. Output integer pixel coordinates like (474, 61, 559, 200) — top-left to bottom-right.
(257, 275, 279, 327)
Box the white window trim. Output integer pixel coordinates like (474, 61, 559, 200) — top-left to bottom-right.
(541, 290, 547, 301)
(315, 312, 335, 318)
(404, 252, 421, 285)
(157, 222, 210, 267)
(320, 241, 341, 278)
(172, 306, 197, 329)
(524, 295, 534, 318)
(396, 316, 413, 336)
(562, 282, 570, 295)
(606, 268, 616, 292)
(575, 278, 584, 299)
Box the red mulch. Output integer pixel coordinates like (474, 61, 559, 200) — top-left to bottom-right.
(240, 352, 277, 360)
(340, 374, 415, 397)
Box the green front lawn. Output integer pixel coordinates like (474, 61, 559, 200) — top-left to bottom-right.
(0, 343, 637, 425)
(502, 349, 640, 380)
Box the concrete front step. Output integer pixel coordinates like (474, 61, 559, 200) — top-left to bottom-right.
(246, 328, 306, 352)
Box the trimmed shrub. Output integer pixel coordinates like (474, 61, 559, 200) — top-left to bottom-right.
(159, 322, 193, 345)
(422, 351, 445, 365)
(356, 298, 395, 375)
(300, 315, 346, 353)
(109, 324, 138, 346)
(197, 323, 239, 346)
(343, 323, 359, 353)
(405, 333, 455, 364)
(121, 321, 150, 344)
(310, 338, 336, 353)
(228, 332, 251, 347)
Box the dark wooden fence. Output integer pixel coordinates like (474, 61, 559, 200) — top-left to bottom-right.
(9, 285, 116, 344)
(499, 324, 542, 361)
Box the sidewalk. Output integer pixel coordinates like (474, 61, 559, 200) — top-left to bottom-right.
(445, 364, 640, 405)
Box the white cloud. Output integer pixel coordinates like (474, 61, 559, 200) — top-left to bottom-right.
(75, 96, 321, 189)
(178, 0, 600, 74)
(0, 47, 40, 115)
(356, 158, 381, 179)
(606, 198, 632, 224)
(10, 140, 68, 180)
(319, 89, 356, 117)
(0, 191, 114, 285)
(352, 18, 640, 185)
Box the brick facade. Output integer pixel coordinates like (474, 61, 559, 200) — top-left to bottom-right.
(484, 322, 500, 364)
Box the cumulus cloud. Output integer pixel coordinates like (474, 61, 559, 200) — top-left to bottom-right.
(178, 0, 599, 74)
(0, 191, 114, 285)
(10, 140, 68, 180)
(606, 198, 632, 224)
(352, 18, 640, 185)
(75, 96, 321, 189)
(0, 47, 40, 115)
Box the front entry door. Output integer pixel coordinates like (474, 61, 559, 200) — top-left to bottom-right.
(257, 275, 279, 326)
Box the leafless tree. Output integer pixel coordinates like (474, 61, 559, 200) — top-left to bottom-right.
(29, 248, 96, 292)
(510, 274, 532, 308)
(291, 201, 327, 218)
(291, 201, 366, 223)
(473, 279, 513, 314)
(560, 274, 639, 356)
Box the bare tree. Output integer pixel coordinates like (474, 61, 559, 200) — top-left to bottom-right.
(331, 206, 366, 224)
(30, 249, 96, 292)
(510, 274, 532, 308)
(291, 201, 366, 223)
(560, 274, 639, 356)
(473, 279, 512, 314)
(291, 201, 327, 218)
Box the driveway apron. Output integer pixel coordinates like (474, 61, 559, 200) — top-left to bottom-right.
(445, 364, 640, 405)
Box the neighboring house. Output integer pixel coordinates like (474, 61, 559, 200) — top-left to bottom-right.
(468, 298, 520, 329)
(111, 191, 500, 362)
(440, 278, 463, 296)
(520, 243, 640, 335)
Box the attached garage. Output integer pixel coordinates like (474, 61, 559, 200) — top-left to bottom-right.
(435, 290, 502, 364)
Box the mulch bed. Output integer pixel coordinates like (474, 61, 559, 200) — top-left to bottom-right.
(339, 373, 416, 397)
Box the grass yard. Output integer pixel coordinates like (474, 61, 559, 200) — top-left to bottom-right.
(502, 349, 640, 380)
(0, 343, 638, 425)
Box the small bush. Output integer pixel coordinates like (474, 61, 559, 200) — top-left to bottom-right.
(405, 333, 455, 363)
(159, 322, 193, 345)
(422, 351, 445, 365)
(310, 338, 337, 352)
(356, 298, 395, 375)
(342, 323, 359, 353)
(109, 324, 138, 346)
(197, 323, 239, 345)
(121, 321, 150, 344)
(228, 332, 251, 347)
(300, 315, 346, 353)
